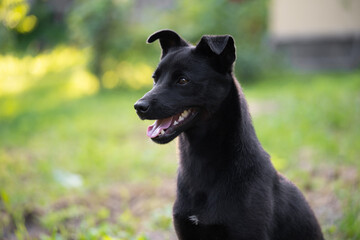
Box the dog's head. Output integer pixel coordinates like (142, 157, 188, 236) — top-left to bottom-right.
(134, 30, 236, 144)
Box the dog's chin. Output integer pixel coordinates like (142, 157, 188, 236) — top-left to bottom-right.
(151, 131, 179, 144)
(148, 108, 200, 144)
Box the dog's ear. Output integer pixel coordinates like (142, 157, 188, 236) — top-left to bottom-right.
(147, 30, 189, 59)
(195, 35, 236, 72)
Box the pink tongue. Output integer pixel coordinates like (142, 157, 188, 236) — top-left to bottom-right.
(147, 116, 173, 138)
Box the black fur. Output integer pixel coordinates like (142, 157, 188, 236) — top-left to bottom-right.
(134, 30, 324, 240)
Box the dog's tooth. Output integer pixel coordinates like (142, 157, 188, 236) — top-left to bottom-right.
(181, 110, 189, 118)
(174, 120, 178, 125)
(179, 116, 184, 122)
(160, 130, 165, 135)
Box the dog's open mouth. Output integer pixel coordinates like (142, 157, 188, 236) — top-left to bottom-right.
(147, 108, 198, 140)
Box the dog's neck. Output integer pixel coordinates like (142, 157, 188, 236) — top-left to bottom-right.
(178, 78, 269, 183)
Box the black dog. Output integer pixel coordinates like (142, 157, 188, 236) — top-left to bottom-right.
(134, 30, 324, 240)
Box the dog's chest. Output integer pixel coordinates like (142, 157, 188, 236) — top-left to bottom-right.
(174, 212, 229, 240)
(188, 215, 200, 225)
(175, 188, 224, 225)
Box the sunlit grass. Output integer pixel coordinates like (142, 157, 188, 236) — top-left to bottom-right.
(0, 49, 174, 238)
(102, 61, 153, 90)
(0, 47, 154, 99)
(0, 47, 93, 96)
(0, 0, 37, 33)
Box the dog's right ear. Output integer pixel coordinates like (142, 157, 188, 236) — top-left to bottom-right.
(195, 35, 236, 73)
(147, 30, 189, 59)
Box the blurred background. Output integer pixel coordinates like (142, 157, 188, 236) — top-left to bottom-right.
(0, 0, 359, 239)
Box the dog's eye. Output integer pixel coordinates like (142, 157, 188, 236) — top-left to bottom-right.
(177, 77, 189, 85)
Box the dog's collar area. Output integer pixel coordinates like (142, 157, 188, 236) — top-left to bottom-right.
(147, 108, 196, 139)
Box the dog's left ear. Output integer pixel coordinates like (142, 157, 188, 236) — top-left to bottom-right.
(195, 35, 236, 72)
(147, 30, 189, 59)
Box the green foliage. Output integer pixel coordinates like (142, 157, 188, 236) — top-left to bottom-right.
(158, 0, 273, 81)
(65, 0, 274, 86)
(0, 0, 34, 52)
(0, 24, 15, 51)
(1, 0, 277, 87)
(67, 0, 133, 87)
(0, 0, 37, 33)
(21, 0, 69, 51)
(0, 0, 69, 52)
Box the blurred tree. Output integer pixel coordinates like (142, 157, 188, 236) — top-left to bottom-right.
(0, 0, 71, 53)
(67, 0, 132, 89)
(0, 0, 37, 33)
(0, 0, 37, 52)
(159, 0, 275, 81)
(0, 0, 278, 87)
(23, 0, 71, 51)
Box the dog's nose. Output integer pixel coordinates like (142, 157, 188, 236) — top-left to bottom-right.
(134, 100, 150, 113)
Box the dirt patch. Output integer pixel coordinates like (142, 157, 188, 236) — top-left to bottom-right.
(3, 161, 357, 239)
(296, 152, 359, 237)
(1, 180, 177, 239)
(307, 189, 342, 228)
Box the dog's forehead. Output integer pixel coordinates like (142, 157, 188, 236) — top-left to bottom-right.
(157, 47, 199, 70)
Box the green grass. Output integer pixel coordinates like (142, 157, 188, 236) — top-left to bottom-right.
(247, 73, 360, 167)
(0, 51, 359, 240)
(0, 90, 176, 239)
